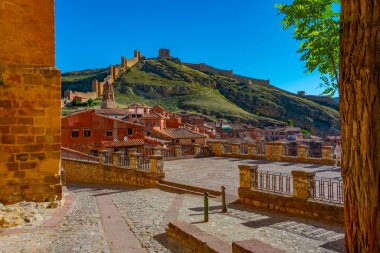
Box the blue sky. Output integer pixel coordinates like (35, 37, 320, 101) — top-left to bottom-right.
(56, 0, 326, 95)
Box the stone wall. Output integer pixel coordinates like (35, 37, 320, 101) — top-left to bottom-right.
(62, 158, 164, 187)
(0, 0, 62, 204)
(90, 51, 141, 97)
(183, 63, 233, 77)
(63, 90, 98, 101)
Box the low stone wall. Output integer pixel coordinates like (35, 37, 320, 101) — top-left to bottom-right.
(238, 188, 343, 223)
(167, 221, 232, 253)
(167, 221, 284, 253)
(232, 239, 285, 253)
(238, 165, 344, 223)
(62, 158, 164, 188)
(208, 141, 335, 166)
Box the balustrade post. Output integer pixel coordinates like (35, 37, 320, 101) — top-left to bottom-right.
(193, 144, 201, 155)
(174, 145, 182, 157)
(265, 142, 284, 161)
(238, 164, 258, 189)
(208, 141, 223, 156)
(129, 152, 140, 170)
(127, 148, 138, 159)
(321, 146, 334, 162)
(152, 147, 162, 156)
(291, 170, 316, 200)
(112, 151, 124, 167)
(149, 154, 164, 175)
(297, 145, 308, 160)
(231, 143, 240, 155)
(247, 143, 256, 155)
(99, 150, 108, 165)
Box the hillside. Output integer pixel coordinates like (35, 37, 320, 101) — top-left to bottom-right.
(62, 59, 340, 136)
(61, 68, 108, 94)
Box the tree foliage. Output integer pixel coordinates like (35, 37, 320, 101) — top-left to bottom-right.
(275, 0, 340, 96)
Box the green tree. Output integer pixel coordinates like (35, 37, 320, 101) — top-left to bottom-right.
(87, 98, 96, 107)
(286, 119, 293, 126)
(277, 1, 380, 251)
(275, 0, 340, 96)
(301, 129, 310, 135)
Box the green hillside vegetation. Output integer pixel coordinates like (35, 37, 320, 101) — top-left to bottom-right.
(62, 59, 340, 136)
(61, 68, 108, 94)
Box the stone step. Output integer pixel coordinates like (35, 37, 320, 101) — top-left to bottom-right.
(159, 180, 221, 197)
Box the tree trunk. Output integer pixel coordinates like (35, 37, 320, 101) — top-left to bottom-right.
(340, 1, 380, 252)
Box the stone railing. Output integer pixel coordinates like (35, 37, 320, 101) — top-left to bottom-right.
(62, 150, 165, 187)
(238, 165, 343, 223)
(208, 141, 334, 165)
(144, 145, 212, 161)
(61, 147, 99, 162)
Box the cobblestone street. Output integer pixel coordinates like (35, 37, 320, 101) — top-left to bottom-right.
(0, 184, 344, 253)
(165, 157, 342, 196)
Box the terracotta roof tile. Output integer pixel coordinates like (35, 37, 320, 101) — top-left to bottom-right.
(155, 128, 207, 139)
(101, 139, 145, 148)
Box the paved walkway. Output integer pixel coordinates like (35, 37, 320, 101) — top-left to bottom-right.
(96, 191, 146, 253)
(164, 157, 342, 196)
(0, 186, 192, 253)
(0, 185, 344, 253)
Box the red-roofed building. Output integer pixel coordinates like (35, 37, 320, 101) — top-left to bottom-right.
(61, 109, 144, 155)
(152, 128, 207, 145)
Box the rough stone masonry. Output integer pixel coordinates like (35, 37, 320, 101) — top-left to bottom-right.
(0, 0, 62, 204)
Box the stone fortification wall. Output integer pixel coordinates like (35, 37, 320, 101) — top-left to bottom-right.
(63, 90, 97, 101)
(233, 74, 270, 86)
(0, 0, 62, 204)
(183, 63, 270, 86)
(183, 63, 233, 77)
(89, 50, 142, 97)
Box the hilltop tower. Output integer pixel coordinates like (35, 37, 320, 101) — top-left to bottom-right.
(101, 80, 116, 109)
(159, 49, 170, 58)
(134, 50, 141, 59)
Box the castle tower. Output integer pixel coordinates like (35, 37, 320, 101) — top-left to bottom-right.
(159, 49, 170, 58)
(101, 80, 116, 109)
(112, 66, 117, 80)
(109, 65, 114, 78)
(121, 56, 126, 68)
(92, 79, 100, 96)
(134, 50, 141, 59)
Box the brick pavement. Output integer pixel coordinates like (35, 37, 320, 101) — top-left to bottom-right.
(164, 157, 342, 197)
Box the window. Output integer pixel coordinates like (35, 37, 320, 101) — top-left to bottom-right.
(146, 122, 151, 128)
(191, 139, 195, 143)
(176, 139, 180, 144)
(84, 129, 91, 137)
(154, 121, 159, 127)
(71, 129, 79, 138)
(127, 128, 133, 135)
(106, 130, 113, 137)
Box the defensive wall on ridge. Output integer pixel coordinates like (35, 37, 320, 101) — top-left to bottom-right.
(183, 63, 270, 86)
(91, 50, 142, 97)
